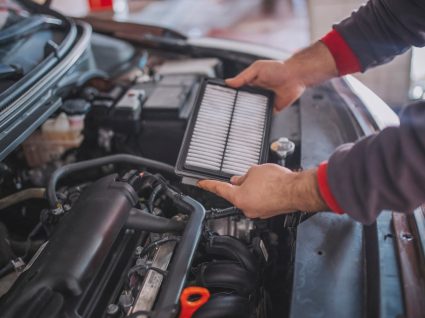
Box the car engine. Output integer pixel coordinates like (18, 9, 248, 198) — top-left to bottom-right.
(0, 27, 306, 317)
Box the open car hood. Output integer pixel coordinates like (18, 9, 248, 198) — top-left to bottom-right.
(0, 1, 90, 161)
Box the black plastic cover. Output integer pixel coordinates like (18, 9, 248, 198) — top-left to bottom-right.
(0, 174, 139, 318)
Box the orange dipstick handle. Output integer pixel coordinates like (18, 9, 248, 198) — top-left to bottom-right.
(179, 287, 210, 318)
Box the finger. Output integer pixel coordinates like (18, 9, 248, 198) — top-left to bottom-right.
(225, 66, 258, 88)
(230, 174, 247, 185)
(197, 180, 237, 203)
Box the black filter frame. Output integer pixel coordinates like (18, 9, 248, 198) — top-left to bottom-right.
(175, 78, 274, 182)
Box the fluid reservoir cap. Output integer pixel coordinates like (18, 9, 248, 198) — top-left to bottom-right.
(61, 99, 91, 115)
(270, 137, 295, 160)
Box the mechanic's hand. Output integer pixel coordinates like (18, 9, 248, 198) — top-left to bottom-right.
(226, 60, 305, 111)
(226, 41, 338, 111)
(197, 164, 328, 219)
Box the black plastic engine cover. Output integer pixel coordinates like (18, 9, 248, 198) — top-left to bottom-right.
(0, 174, 139, 318)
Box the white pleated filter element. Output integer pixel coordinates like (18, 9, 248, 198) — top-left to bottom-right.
(185, 83, 268, 176)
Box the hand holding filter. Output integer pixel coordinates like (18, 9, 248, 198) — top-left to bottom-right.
(175, 79, 274, 184)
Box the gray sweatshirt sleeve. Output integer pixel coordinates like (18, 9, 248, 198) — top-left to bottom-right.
(334, 0, 425, 71)
(327, 102, 425, 224)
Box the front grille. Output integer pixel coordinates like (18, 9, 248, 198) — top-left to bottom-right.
(176, 79, 273, 183)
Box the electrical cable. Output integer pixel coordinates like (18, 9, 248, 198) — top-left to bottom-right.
(205, 207, 243, 220)
(138, 237, 180, 260)
(148, 184, 163, 214)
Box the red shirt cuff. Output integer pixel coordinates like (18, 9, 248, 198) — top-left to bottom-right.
(320, 29, 362, 76)
(317, 162, 344, 214)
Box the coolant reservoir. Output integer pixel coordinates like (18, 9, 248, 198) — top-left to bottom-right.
(43, 113, 70, 137)
(22, 113, 84, 167)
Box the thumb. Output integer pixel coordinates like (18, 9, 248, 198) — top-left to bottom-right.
(225, 65, 258, 88)
(197, 180, 238, 203)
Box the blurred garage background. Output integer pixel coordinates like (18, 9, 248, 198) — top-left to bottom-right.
(43, 0, 425, 110)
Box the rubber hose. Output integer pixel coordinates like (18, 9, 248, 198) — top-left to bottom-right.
(0, 188, 46, 210)
(126, 208, 185, 233)
(47, 154, 175, 208)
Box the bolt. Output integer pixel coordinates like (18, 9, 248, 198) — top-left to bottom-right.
(135, 246, 143, 256)
(106, 304, 120, 316)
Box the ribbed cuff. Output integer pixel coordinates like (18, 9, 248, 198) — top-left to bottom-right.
(317, 162, 344, 214)
(320, 29, 362, 76)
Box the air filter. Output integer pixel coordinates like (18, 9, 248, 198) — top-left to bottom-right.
(176, 79, 273, 184)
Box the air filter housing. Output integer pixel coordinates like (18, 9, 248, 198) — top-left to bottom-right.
(176, 79, 273, 184)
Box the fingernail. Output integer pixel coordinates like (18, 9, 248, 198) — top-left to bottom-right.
(230, 176, 238, 184)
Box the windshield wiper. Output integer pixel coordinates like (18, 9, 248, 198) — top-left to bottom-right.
(0, 15, 62, 45)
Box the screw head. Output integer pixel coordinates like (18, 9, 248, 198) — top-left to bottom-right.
(135, 246, 143, 255)
(106, 304, 119, 315)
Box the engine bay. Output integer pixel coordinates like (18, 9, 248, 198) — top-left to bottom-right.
(0, 25, 343, 318)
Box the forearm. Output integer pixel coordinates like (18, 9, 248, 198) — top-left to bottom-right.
(334, 0, 425, 71)
(198, 164, 329, 219)
(290, 168, 329, 213)
(325, 102, 425, 224)
(285, 41, 339, 87)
